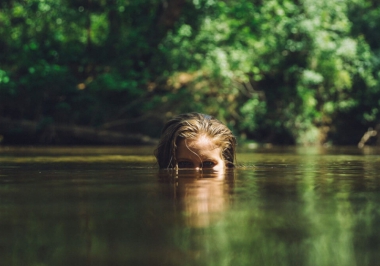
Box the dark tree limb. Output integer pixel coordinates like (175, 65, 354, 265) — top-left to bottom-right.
(0, 117, 157, 145)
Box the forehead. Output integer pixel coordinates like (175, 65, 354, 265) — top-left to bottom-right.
(176, 137, 221, 159)
(190, 135, 216, 148)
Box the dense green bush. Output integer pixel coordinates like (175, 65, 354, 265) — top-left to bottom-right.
(1, 0, 380, 145)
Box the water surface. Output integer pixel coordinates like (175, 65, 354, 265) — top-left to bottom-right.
(1, 146, 380, 265)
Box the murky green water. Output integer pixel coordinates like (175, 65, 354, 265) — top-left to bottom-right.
(1, 146, 380, 266)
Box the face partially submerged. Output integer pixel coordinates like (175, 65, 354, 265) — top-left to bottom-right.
(176, 135, 225, 171)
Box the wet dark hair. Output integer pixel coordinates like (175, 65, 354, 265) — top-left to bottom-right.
(154, 112, 236, 169)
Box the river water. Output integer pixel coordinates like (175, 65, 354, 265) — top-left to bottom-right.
(1, 146, 379, 266)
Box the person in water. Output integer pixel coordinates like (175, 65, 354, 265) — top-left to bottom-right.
(155, 112, 236, 170)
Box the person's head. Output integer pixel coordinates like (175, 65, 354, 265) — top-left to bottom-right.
(154, 112, 236, 170)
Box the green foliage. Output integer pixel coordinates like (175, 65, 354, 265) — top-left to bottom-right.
(1, 0, 380, 144)
(167, 0, 380, 144)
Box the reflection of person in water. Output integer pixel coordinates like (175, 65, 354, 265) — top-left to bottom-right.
(158, 170, 235, 227)
(155, 112, 236, 170)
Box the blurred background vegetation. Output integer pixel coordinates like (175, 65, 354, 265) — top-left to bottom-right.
(1, 0, 380, 145)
